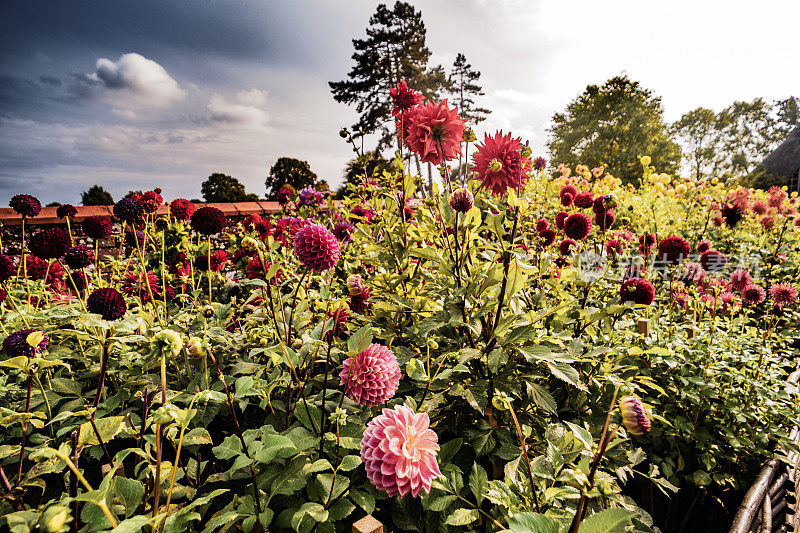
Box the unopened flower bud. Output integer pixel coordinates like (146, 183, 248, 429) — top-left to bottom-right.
(426, 339, 438, 350)
(489, 159, 503, 172)
(347, 274, 365, 296)
(492, 390, 513, 411)
(603, 194, 618, 210)
(339, 128, 349, 139)
(449, 188, 474, 213)
(462, 128, 476, 143)
(202, 305, 214, 318)
(241, 236, 258, 252)
(187, 337, 204, 358)
(640, 155, 651, 166)
(521, 145, 532, 159)
(153, 329, 184, 357)
(619, 395, 651, 435)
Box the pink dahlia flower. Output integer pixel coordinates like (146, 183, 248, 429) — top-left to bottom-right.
(728, 269, 752, 292)
(390, 81, 424, 116)
(471, 131, 532, 196)
(405, 100, 464, 165)
(360, 405, 442, 497)
(619, 395, 651, 436)
(340, 343, 400, 406)
(769, 283, 798, 307)
(293, 223, 340, 272)
(741, 284, 766, 306)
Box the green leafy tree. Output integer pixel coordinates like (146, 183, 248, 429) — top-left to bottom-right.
(266, 157, 325, 199)
(717, 99, 777, 177)
(201, 173, 258, 203)
(336, 151, 392, 198)
(81, 185, 114, 206)
(329, 1, 448, 148)
(672, 107, 726, 180)
(547, 75, 681, 184)
(448, 53, 489, 125)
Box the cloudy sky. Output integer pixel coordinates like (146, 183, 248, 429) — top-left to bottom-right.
(1, 0, 798, 205)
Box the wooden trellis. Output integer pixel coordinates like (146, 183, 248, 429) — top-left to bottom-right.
(729, 369, 800, 533)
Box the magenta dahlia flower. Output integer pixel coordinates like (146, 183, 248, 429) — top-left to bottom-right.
(605, 239, 624, 257)
(360, 405, 443, 497)
(536, 219, 550, 232)
(471, 131, 532, 196)
(560, 185, 577, 199)
(196, 250, 229, 272)
(113, 198, 144, 223)
(349, 288, 372, 314)
(538, 229, 556, 246)
(56, 204, 78, 219)
(324, 306, 349, 342)
(86, 287, 127, 320)
(573, 191, 594, 209)
(621, 278, 655, 305)
(563, 213, 592, 241)
(700, 250, 727, 272)
(533, 157, 546, 170)
(64, 245, 95, 269)
(191, 206, 227, 235)
(0, 254, 15, 282)
(25, 256, 64, 282)
(28, 228, 70, 259)
(293, 223, 340, 272)
(760, 216, 775, 231)
(558, 238, 577, 256)
(405, 100, 464, 165)
(769, 283, 798, 307)
(595, 211, 615, 232)
(696, 240, 711, 254)
(619, 395, 651, 436)
(82, 215, 113, 240)
(555, 211, 568, 230)
(592, 197, 607, 215)
(2, 329, 48, 357)
(741, 284, 766, 306)
(333, 221, 355, 243)
(657, 236, 691, 265)
(170, 199, 196, 221)
(728, 269, 753, 292)
(9, 194, 41, 218)
(121, 270, 161, 303)
(340, 343, 401, 406)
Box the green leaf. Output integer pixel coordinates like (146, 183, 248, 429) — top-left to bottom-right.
(181, 428, 213, 446)
(291, 502, 328, 531)
(438, 438, 462, 464)
(580, 508, 634, 533)
(212, 434, 242, 460)
(78, 416, 126, 446)
(349, 489, 375, 514)
(507, 513, 561, 533)
(253, 434, 295, 464)
(546, 362, 587, 391)
(111, 515, 153, 533)
(527, 382, 558, 414)
(469, 463, 488, 503)
(347, 325, 373, 354)
(114, 477, 145, 518)
(426, 494, 457, 511)
(338, 455, 362, 471)
(443, 508, 479, 526)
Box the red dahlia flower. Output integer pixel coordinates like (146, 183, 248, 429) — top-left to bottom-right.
(657, 236, 691, 265)
(573, 191, 594, 209)
(471, 131, 532, 196)
(563, 213, 592, 240)
(170, 199, 196, 221)
(340, 343, 401, 406)
(390, 81, 424, 116)
(621, 278, 655, 305)
(82, 215, 113, 240)
(769, 283, 798, 307)
(405, 100, 464, 165)
(86, 288, 127, 320)
(559, 238, 577, 256)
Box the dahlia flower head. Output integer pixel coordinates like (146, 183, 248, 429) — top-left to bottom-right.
(298, 187, 324, 208)
(449, 188, 474, 213)
(769, 283, 798, 307)
(0, 254, 16, 282)
(340, 343, 400, 406)
(360, 405, 442, 497)
(595, 210, 615, 232)
(64, 245, 95, 269)
(699, 250, 727, 272)
(86, 287, 127, 320)
(533, 157, 546, 171)
(122, 270, 161, 303)
(191, 206, 227, 236)
(349, 288, 372, 314)
(139, 190, 163, 213)
(82, 215, 114, 240)
(125, 230, 147, 248)
(113, 198, 144, 223)
(390, 81, 424, 115)
(170, 199, 196, 221)
(558, 238, 577, 256)
(720, 204, 743, 228)
(621, 278, 655, 306)
(196, 250, 229, 272)
(605, 239, 624, 257)
(619, 395, 651, 436)
(728, 269, 753, 292)
(347, 274, 366, 296)
(9, 194, 41, 218)
(555, 211, 568, 230)
(324, 306, 349, 342)
(29, 228, 71, 259)
(333, 221, 355, 243)
(696, 240, 711, 254)
(69, 271, 90, 292)
(57, 204, 78, 219)
(26, 256, 64, 283)
(741, 284, 766, 306)
(293, 223, 340, 272)
(563, 213, 592, 241)
(538, 229, 556, 247)
(536, 219, 550, 232)
(405, 100, 465, 165)
(573, 191, 594, 209)
(0, 288, 6, 304)
(657, 236, 691, 265)
(471, 131, 532, 196)
(2, 329, 48, 358)
(276, 187, 293, 206)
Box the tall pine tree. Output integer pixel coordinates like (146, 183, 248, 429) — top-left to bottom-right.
(329, 2, 447, 148)
(448, 53, 489, 125)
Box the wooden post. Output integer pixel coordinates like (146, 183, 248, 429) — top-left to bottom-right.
(636, 318, 650, 336)
(685, 327, 697, 339)
(353, 515, 383, 533)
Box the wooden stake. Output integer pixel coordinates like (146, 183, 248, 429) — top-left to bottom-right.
(637, 318, 650, 336)
(353, 515, 383, 533)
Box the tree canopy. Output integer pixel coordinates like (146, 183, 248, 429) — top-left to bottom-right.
(548, 75, 681, 184)
(81, 185, 114, 206)
(448, 53, 489, 125)
(266, 157, 324, 199)
(329, 1, 448, 148)
(336, 151, 392, 198)
(201, 173, 258, 203)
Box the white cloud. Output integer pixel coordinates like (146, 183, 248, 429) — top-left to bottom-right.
(75, 53, 186, 112)
(207, 88, 270, 128)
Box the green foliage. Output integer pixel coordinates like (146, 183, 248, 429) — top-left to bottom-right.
(265, 157, 323, 199)
(548, 75, 682, 184)
(201, 172, 259, 203)
(448, 53, 489, 125)
(80, 184, 114, 205)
